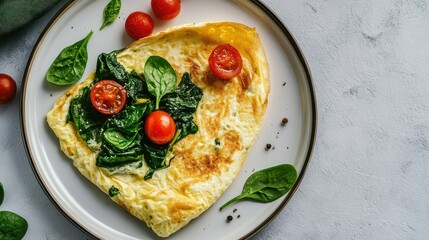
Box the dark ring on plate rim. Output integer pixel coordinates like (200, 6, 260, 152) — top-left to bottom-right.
(20, 0, 317, 239)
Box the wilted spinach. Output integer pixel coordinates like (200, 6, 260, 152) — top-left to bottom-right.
(108, 186, 120, 197)
(67, 52, 202, 179)
(46, 31, 93, 85)
(160, 72, 202, 142)
(103, 129, 139, 151)
(219, 164, 297, 210)
(94, 51, 149, 101)
(0, 211, 28, 240)
(69, 87, 107, 134)
(100, 0, 121, 30)
(107, 103, 149, 133)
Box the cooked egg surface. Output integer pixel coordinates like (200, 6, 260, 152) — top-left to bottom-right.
(47, 22, 269, 237)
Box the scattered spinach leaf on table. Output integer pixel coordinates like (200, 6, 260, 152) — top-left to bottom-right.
(100, 0, 121, 30)
(0, 211, 28, 240)
(46, 31, 93, 85)
(219, 164, 297, 211)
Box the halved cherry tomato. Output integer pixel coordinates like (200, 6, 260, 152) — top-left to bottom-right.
(151, 0, 181, 20)
(125, 11, 154, 40)
(90, 80, 127, 115)
(0, 73, 17, 104)
(208, 44, 243, 80)
(144, 110, 176, 145)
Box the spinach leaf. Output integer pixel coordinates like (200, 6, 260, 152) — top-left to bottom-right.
(108, 185, 120, 197)
(96, 154, 143, 168)
(107, 102, 149, 133)
(46, 31, 93, 85)
(0, 211, 28, 240)
(219, 164, 297, 211)
(102, 129, 138, 151)
(102, 144, 142, 157)
(94, 50, 127, 82)
(144, 56, 177, 109)
(97, 130, 143, 168)
(100, 0, 121, 30)
(0, 182, 3, 206)
(141, 140, 169, 169)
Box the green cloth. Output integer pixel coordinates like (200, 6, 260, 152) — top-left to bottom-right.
(0, 0, 61, 36)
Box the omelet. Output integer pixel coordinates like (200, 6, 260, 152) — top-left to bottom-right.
(47, 22, 269, 237)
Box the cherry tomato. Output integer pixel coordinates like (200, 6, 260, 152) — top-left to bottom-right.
(151, 0, 181, 20)
(90, 80, 127, 115)
(0, 73, 17, 104)
(208, 44, 243, 80)
(125, 11, 154, 40)
(144, 110, 176, 145)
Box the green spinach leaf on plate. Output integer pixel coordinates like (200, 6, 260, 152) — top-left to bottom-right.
(144, 56, 177, 110)
(46, 31, 93, 85)
(220, 164, 297, 210)
(100, 0, 121, 30)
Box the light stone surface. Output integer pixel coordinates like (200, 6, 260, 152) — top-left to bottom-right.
(0, 0, 428, 239)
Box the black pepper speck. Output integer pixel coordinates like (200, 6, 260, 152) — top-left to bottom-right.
(281, 117, 289, 126)
(227, 215, 233, 222)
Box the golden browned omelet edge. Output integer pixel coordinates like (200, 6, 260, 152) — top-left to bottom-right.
(47, 22, 270, 237)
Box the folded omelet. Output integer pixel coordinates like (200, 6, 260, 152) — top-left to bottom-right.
(47, 22, 269, 237)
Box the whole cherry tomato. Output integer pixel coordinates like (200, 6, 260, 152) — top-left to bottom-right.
(144, 110, 176, 145)
(151, 0, 181, 20)
(0, 73, 17, 104)
(208, 44, 243, 80)
(125, 11, 154, 40)
(90, 80, 127, 115)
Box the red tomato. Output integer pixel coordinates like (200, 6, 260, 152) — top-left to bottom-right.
(0, 73, 17, 104)
(208, 44, 243, 80)
(125, 11, 154, 40)
(90, 80, 127, 115)
(144, 110, 176, 145)
(151, 0, 181, 20)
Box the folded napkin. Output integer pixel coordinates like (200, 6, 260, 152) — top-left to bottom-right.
(0, 0, 61, 36)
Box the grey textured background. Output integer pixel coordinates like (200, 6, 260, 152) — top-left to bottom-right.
(0, 0, 428, 239)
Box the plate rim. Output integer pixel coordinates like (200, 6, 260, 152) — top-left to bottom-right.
(20, 0, 318, 239)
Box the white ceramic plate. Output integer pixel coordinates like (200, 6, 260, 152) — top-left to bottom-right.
(21, 0, 316, 239)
